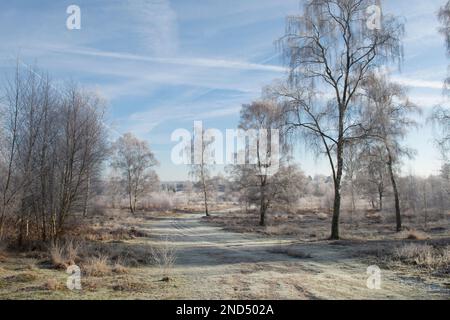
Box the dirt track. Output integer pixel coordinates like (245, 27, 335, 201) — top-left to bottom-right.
(141, 212, 450, 300)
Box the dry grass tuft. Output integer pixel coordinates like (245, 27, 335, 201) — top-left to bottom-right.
(83, 255, 111, 277)
(25, 263, 36, 271)
(405, 230, 430, 241)
(50, 243, 66, 269)
(392, 243, 449, 274)
(44, 278, 62, 291)
(112, 277, 144, 292)
(49, 239, 79, 269)
(112, 262, 129, 274)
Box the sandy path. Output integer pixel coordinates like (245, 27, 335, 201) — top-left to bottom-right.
(138, 213, 449, 300)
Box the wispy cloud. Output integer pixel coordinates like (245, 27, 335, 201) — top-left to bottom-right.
(45, 45, 286, 73)
(123, 0, 179, 56)
(122, 91, 249, 138)
(392, 76, 444, 90)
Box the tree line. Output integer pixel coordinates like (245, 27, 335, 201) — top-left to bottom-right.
(0, 63, 108, 243)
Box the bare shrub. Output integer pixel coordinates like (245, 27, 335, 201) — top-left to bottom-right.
(392, 244, 449, 272)
(142, 192, 178, 211)
(150, 237, 177, 279)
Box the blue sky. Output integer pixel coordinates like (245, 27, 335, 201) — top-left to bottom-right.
(0, 0, 448, 181)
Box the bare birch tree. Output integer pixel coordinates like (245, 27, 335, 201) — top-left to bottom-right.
(112, 133, 158, 214)
(230, 100, 304, 226)
(189, 127, 213, 217)
(276, 0, 404, 239)
(361, 73, 419, 232)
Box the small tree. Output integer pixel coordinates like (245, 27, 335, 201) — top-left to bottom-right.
(230, 100, 303, 226)
(112, 133, 158, 213)
(242, 100, 282, 226)
(357, 143, 389, 211)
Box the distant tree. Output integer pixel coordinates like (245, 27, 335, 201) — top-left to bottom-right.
(106, 174, 123, 209)
(276, 0, 405, 239)
(430, 107, 450, 162)
(357, 143, 389, 211)
(343, 142, 361, 222)
(112, 133, 158, 213)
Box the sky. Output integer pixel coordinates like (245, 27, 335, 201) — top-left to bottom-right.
(0, 0, 448, 181)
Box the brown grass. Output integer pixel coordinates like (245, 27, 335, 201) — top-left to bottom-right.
(112, 261, 129, 274)
(405, 230, 430, 241)
(392, 244, 449, 272)
(112, 277, 145, 292)
(268, 246, 312, 259)
(206, 207, 449, 242)
(83, 255, 111, 277)
(49, 239, 80, 269)
(6, 272, 38, 283)
(49, 243, 66, 269)
(44, 278, 62, 291)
